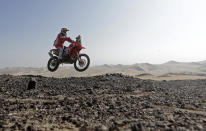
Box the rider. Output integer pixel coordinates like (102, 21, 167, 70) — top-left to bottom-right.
(53, 28, 74, 60)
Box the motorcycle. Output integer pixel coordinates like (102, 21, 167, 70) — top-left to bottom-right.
(47, 36, 90, 72)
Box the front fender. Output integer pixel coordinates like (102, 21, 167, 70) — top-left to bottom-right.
(79, 46, 86, 50)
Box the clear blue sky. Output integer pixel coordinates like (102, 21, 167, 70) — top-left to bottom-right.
(0, 0, 206, 68)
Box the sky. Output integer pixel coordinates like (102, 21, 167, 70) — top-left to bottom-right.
(0, 0, 206, 68)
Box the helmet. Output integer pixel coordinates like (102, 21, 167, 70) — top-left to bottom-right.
(61, 28, 69, 33)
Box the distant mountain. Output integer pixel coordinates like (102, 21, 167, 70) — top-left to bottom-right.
(197, 60, 206, 65)
(128, 64, 145, 71)
(163, 60, 179, 65)
(138, 63, 159, 71)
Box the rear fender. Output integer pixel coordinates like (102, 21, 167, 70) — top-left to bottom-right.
(48, 52, 53, 58)
(49, 49, 58, 57)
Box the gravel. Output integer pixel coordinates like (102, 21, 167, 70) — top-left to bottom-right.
(0, 73, 206, 130)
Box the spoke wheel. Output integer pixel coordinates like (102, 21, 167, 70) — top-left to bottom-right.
(74, 54, 90, 72)
(47, 57, 59, 72)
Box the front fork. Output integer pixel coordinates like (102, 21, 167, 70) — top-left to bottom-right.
(76, 52, 81, 61)
(76, 52, 84, 65)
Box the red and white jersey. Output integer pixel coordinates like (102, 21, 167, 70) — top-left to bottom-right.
(54, 33, 73, 48)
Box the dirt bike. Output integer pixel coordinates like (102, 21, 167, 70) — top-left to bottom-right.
(47, 38, 90, 72)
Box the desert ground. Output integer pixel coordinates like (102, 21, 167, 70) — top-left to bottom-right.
(135, 74, 206, 81)
(2, 60, 206, 80)
(0, 73, 206, 130)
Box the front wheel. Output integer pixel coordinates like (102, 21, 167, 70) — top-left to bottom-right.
(47, 57, 59, 72)
(74, 54, 90, 72)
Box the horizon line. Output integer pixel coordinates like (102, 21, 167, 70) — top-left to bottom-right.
(0, 59, 206, 69)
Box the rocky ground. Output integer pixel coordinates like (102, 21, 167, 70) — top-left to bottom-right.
(0, 73, 206, 131)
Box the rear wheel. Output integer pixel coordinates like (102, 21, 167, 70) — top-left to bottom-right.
(47, 57, 59, 72)
(74, 54, 90, 72)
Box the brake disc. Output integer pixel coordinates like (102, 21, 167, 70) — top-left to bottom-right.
(79, 59, 86, 67)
